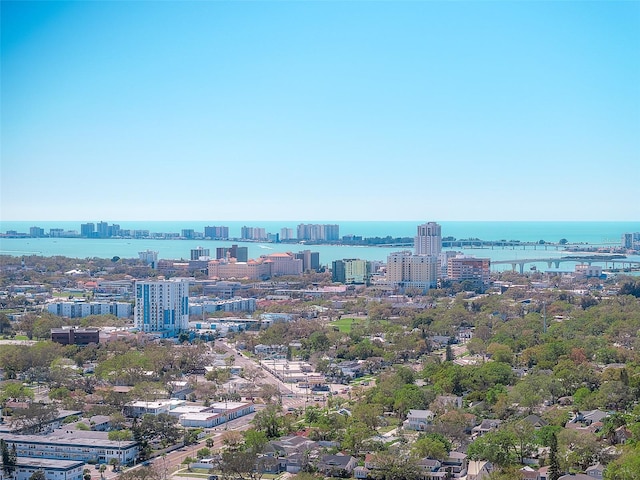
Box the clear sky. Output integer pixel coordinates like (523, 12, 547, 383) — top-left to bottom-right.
(1, 1, 639, 222)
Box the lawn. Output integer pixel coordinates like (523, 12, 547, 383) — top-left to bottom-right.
(329, 317, 361, 333)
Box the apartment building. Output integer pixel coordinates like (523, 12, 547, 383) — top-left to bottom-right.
(447, 255, 491, 284)
(1, 433, 139, 465)
(386, 251, 438, 291)
(47, 301, 132, 319)
(134, 279, 190, 336)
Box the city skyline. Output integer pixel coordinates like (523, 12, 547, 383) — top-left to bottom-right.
(2, 1, 639, 222)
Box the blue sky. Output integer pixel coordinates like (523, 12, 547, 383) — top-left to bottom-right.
(2, 1, 639, 221)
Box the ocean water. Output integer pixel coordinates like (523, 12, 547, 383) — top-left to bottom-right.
(1, 221, 638, 272)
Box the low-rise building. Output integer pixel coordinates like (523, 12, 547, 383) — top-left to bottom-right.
(5, 457, 84, 480)
(1, 432, 138, 465)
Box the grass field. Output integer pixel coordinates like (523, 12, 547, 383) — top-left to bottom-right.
(329, 317, 360, 333)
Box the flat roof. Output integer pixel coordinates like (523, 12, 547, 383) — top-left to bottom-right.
(16, 457, 85, 470)
(3, 433, 137, 449)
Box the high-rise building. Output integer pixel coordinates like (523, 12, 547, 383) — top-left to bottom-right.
(386, 251, 438, 292)
(622, 232, 640, 250)
(332, 259, 370, 284)
(134, 279, 190, 337)
(216, 245, 248, 262)
(191, 247, 210, 261)
(281, 228, 294, 241)
(97, 221, 109, 238)
(295, 250, 320, 272)
(241, 226, 267, 241)
(447, 255, 491, 285)
(182, 229, 195, 239)
(205, 226, 229, 239)
(297, 224, 340, 242)
(80, 223, 95, 238)
(139, 250, 158, 268)
(415, 222, 442, 256)
(29, 226, 45, 237)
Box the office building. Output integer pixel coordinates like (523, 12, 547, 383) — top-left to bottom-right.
(51, 328, 100, 346)
(415, 222, 442, 256)
(134, 279, 190, 337)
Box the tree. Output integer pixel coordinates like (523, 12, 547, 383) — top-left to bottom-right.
(196, 447, 211, 459)
(29, 471, 45, 480)
(252, 404, 281, 438)
(412, 434, 450, 461)
(214, 450, 265, 480)
(548, 432, 561, 480)
(243, 429, 268, 454)
(10, 403, 58, 433)
(118, 466, 162, 480)
(132, 413, 181, 449)
(1, 439, 17, 477)
(369, 452, 420, 480)
(99, 464, 107, 479)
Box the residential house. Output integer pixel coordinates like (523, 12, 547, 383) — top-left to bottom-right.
(523, 414, 548, 428)
(520, 466, 540, 480)
(442, 451, 468, 478)
(433, 395, 463, 412)
(406, 409, 435, 431)
(586, 463, 605, 479)
(472, 419, 501, 437)
(465, 460, 493, 480)
(317, 454, 358, 477)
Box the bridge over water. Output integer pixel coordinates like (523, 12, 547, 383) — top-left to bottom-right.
(492, 254, 640, 274)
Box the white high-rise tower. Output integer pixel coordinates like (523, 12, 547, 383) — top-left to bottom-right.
(134, 279, 189, 337)
(415, 222, 442, 256)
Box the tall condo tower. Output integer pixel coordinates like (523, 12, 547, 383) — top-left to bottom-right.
(134, 279, 189, 337)
(415, 222, 442, 256)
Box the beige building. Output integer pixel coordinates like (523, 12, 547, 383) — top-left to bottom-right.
(447, 255, 491, 284)
(208, 258, 271, 280)
(386, 251, 438, 291)
(263, 252, 303, 276)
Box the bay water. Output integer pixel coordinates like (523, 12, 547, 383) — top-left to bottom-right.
(1, 221, 638, 272)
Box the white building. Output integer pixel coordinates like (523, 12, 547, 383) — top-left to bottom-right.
(1, 433, 138, 465)
(415, 222, 442, 256)
(178, 402, 255, 428)
(47, 301, 132, 318)
(124, 399, 185, 417)
(405, 409, 435, 431)
(134, 279, 189, 337)
(3, 458, 84, 480)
